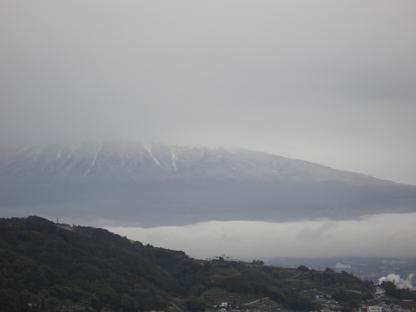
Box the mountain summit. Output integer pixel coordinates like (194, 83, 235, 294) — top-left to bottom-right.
(0, 142, 415, 226)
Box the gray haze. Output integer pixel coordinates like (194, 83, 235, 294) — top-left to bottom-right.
(1, 0, 416, 184)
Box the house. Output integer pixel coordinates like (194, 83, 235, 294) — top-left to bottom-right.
(367, 306, 383, 312)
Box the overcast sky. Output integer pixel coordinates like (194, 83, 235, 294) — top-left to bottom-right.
(1, 0, 416, 184)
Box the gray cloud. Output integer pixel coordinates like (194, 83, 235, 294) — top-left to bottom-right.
(107, 213, 416, 259)
(1, 0, 416, 183)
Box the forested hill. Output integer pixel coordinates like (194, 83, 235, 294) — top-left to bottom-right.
(0, 217, 375, 312)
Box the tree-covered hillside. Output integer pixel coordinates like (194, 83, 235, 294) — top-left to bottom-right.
(0, 217, 375, 312)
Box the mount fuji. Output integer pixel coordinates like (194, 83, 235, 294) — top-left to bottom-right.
(0, 141, 415, 226)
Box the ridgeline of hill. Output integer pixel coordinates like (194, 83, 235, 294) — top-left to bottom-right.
(0, 217, 378, 312)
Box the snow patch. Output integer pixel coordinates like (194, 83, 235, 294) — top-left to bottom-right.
(144, 144, 161, 167)
(171, 147, 178, 171)
(84, 143, 102, 176)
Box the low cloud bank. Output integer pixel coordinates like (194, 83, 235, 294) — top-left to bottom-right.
(108, 213, 416, 260)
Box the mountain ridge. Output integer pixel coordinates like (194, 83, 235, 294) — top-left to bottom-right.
(0, 142, 396, 185)
(0, 142, 415, 226)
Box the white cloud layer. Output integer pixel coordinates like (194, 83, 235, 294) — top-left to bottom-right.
(108, 213, 416, 260)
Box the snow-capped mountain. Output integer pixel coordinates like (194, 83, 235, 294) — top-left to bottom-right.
(0, 142, 415, 226)
(0, 142, 392, 183)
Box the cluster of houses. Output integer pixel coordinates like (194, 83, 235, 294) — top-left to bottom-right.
(207, 290, 414, 312)
(210, 298, 284, 312)
(359, 303, 414, 312)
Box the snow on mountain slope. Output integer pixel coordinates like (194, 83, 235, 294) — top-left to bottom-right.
(0, 142, 391, 184)
(0, 142, 414, 226)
